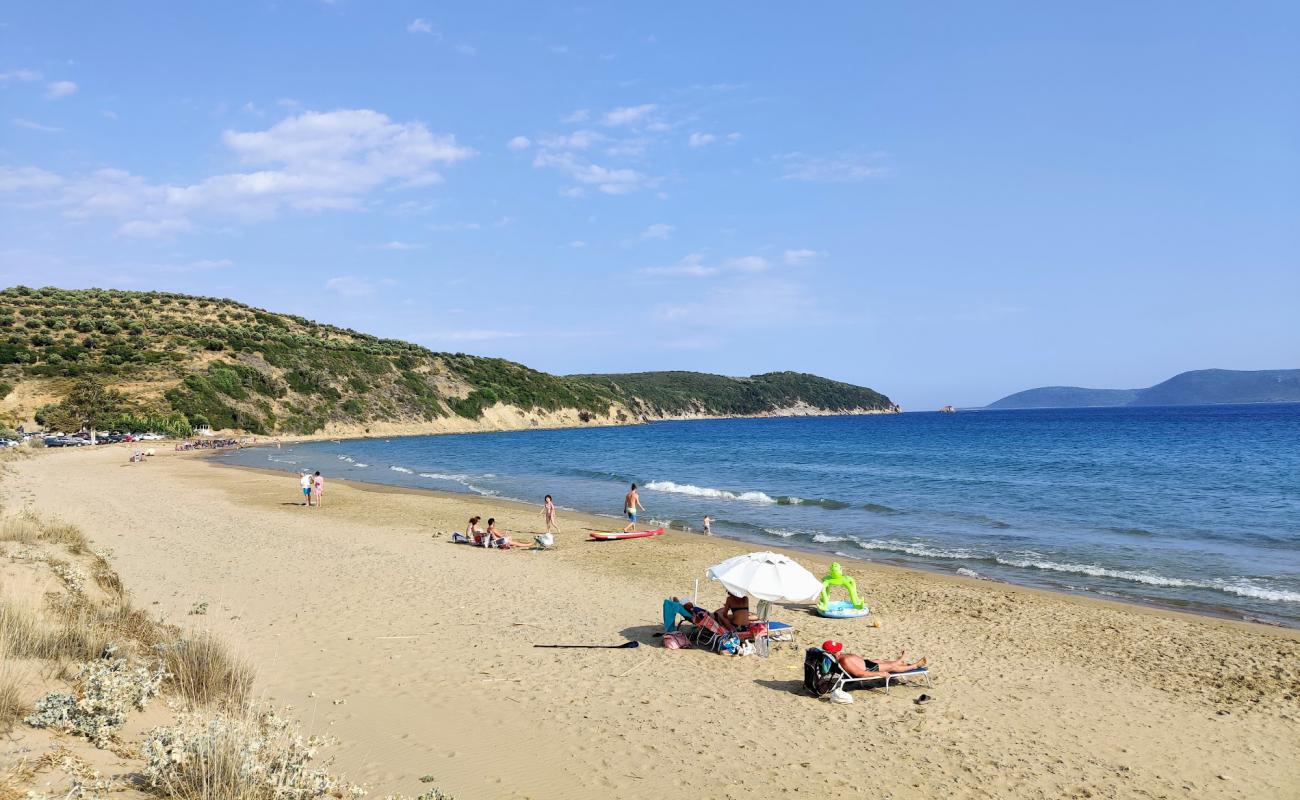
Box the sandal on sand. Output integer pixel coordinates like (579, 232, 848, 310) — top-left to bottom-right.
(914, 694, 932, 705)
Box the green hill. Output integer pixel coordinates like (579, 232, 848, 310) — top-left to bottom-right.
(0, 286, 896, 435)
(986, 369, 1300, 409)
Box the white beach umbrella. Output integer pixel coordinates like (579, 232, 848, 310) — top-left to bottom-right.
(705, 551, 822, 604)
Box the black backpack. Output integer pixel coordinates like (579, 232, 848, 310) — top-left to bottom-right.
(803, 647, 841, 697)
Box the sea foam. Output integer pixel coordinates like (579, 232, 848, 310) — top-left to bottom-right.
(644, 481, 776, 504)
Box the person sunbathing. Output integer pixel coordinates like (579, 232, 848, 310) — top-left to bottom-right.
(714, 592, 751, 630)
(822, 640, 926, 678)
(486, 518, 525, 549)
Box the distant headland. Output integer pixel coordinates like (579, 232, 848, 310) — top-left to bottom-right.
(986, 368, 1300, 410)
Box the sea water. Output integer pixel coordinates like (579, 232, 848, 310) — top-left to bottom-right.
(220, 404, 1300, 626)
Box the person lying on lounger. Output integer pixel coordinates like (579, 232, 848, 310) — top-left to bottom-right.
(822, 640, 927, 678)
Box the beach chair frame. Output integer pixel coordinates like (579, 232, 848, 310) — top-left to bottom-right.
(804, 647, 930, 696)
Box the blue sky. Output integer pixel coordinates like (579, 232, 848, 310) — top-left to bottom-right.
(1, 3, 1296, 409)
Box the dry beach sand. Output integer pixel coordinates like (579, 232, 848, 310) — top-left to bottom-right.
(3, 445, 1298, 799)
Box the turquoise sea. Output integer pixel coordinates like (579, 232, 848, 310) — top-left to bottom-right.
(219, 404, 1300, 627)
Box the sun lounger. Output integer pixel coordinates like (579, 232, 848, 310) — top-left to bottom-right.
(802, 647, 930, 697)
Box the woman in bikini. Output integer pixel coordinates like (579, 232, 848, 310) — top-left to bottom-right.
(467, 516, 486, 545)
(542, 495, 559, 534)
(715, 592, 751, 631)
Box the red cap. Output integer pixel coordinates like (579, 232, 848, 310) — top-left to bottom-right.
(822, 640, 843, 654)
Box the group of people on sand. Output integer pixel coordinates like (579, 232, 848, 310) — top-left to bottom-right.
(458, 494, 562, 550)
(298, 470, 324, 507)
(677, 591, 927, 681)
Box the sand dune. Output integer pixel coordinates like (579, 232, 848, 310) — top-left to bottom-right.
(4, 445, 1298, 799)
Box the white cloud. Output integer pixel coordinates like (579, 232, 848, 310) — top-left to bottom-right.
(643, 254, 716, 277)
(603, 137, 648, 158)
(429, 221, 481, 232)
(325, 276, 377, 297)
(651, 278, 814, 329)
(12, 119, 61, 133)
(559, 186, 586, 199)
(640, 223, 673, 240)
(642, 253, 769, 278)
(407, 18, 435, 35)
(0, 109, 475, 234)
(723, 255, 769, 272)
(687, 132, 716, 148)
(602, 104, 656, 126)
(507, 135, 531, 150)
(0, 69, 42, 82)
(378, 240, 425, 251)
(569, 240, 587, 248)
(0, 165, 63, 192)
(117, 218, 194, 238)
(532, 151, 645, 195)
(783, 248, 825, 266)
(726, 132, 743, 143)
(776, 152, 887, 182)
(562, 109, 589, 124)
(45, 81, 77, 99)
(539, 129, 604, 150)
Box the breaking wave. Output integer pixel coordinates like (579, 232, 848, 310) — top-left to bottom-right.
(993, 557, 1300, 603)
(644, 481, 776, 504)
(856, 539, 979, 560)
(389, 466, 414, 474)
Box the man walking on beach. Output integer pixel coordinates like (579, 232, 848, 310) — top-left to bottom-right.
(623, 483, 646, 532)
(299, 472, 312, 506)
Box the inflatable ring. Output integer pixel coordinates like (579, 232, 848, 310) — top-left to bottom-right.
(817, 600, 871, 619)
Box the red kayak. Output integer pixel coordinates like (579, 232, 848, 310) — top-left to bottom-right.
(589, 528, 666, 541)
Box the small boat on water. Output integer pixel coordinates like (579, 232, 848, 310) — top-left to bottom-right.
(939, 405, 956, 413)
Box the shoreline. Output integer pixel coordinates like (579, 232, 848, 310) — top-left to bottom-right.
(209, 452, 1299, 638)
(211, 439, 1300, 632)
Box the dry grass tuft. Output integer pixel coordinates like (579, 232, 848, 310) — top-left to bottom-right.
(163, 631, 255, 709)
(0, 602, 47, 660)
(36, 518, 89, 555)
(0, 657, 26, 733)
(0, 516, 40, 544)
(0, 598, 117, 663)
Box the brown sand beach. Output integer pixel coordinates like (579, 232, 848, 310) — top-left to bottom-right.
(3, 445, 1299, 799)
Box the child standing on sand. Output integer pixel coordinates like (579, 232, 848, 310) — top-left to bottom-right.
(312, 471, 324, 507)
(543, 495, 559, 533)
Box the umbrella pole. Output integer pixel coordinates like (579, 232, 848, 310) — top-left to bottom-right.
(693, 578, 699, 604)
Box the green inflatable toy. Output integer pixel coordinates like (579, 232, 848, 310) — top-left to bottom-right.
(817, 562, 869, 618)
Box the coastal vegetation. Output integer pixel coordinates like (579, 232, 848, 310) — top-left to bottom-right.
(0, 286, 895, 435)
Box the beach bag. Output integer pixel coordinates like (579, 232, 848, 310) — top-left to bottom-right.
(803, 648, 840, 697)
(662, 631, 690, 649)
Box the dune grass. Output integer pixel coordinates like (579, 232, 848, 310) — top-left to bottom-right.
(162, 631, 255, 709)
(0, 657, 25, 734)
(0, 516, 40, 544)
